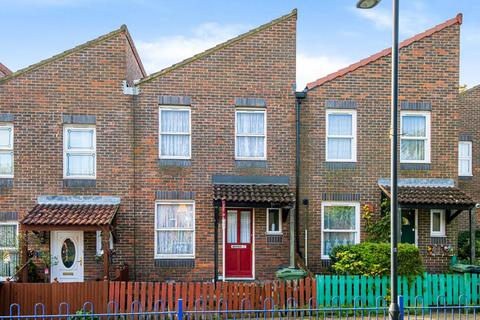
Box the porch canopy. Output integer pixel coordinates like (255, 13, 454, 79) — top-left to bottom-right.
(378, 178, 475, 214)
(20, 196, 120, 281)
(378, 178, 477, 263)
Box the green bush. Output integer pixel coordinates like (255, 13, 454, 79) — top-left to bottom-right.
(330, 242, 424, 277)
(458, 230, 480, 263)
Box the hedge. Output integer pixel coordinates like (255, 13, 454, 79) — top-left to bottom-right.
(458, 229, 480, 263)
(330, 242, 424, 277)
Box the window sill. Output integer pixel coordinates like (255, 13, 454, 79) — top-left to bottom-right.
(325, 162, 356, 170)
(63, 179, 96, 188)
(400, 163, 431, 171)
(235, 160, 267, 169)
(154, 258, 195, 268)
(0, 178, 13, 190)
(158, 159, 191, 167)
(459, 175, 473, 181)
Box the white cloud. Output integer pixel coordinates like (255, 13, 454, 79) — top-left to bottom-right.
(354, 4, 435, 37)
(136, 23, 248, 74)
(296, 52, 352, 89)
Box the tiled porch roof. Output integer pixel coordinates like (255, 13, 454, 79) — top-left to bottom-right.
(213, 184, 294, 203)
(379, 184, 475, 207)
(21, 204, 119, 227)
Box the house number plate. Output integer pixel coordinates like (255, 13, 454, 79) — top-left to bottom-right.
(231, 245, 247, 249)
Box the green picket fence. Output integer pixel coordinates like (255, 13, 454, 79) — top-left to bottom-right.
(316, 273, 480, 307)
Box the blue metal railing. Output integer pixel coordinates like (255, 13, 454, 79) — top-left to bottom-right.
(2, 296, 480, 319)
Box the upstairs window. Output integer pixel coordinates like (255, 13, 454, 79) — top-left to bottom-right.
(459, 141, 472, 176)
(155, 201, 195, 258)
(326, 110, 356, 162)
(235, 110, 266, 160)
(0, 124, 14, 178)
(64, 126, 96, 179)
(159, 108, 191, 159)
(0, 222, 18, 280)
(400, 112, 430, 163)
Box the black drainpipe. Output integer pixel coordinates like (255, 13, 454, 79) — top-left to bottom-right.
(295, 91, 307, 256)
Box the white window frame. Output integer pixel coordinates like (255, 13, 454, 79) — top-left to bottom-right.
(430, 209, 446, 237)
(154, 200, 195, 259)
(0, 221, 19, 280)
(459, 141, 473, 176)
(325, 109, 357, 162)
(63, 125, 96, 179)
(95, 231, 114, 256)
(400, 111, 431, 164)
(266, 208, 282, 235)
(158, 107, 192, 160)
(321, 201, 361, 259)
(235, 109, 267, 160)
(0, 124, 14, 178)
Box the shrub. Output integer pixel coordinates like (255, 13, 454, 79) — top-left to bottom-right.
(458, 230, 480, 263)
(330, 242, 424, 277)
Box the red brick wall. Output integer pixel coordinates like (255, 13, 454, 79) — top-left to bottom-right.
(133, 14, 297, 281)
(300, 22, 461, 273)
(0, 31, 142, 281)
(458, 85, 480, 231)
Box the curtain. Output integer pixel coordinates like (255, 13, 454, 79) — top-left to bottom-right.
(67, 154, 95, 176)
(161, 110, 189, 133)
(400, 140, 425, 161)
(68, 130, 94, 149)
(0, 152, 13, 175)
(157, 204, 193, 229)
(327, 138, 352, 160)
(0, 251, 18, 278)
(236, 112, 265, 158)
(160, 110, 190, 157)
(268, 209, 280, 232)
(236, 137, 265, 158)
(0, 224, 16, 248)
(324, 206, 356, 230)
(323, 232, 355, 256)
(227, 211, 237, 243)
(328, 114, 352, 136)
(402, 116, 426, 137)
(156, 231, 193, 255)
(240, 211, 250, 243)
(156, 203, 194, 255)
(0, 127, 11, 148)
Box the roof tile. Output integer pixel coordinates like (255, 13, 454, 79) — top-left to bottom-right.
(21, 204, 119, 226)
(213, 184, 294, 203)
(380, 185, 475, 206)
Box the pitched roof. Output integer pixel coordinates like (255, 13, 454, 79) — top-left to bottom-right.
(0, 63, 12, 76)
(0, 25, 146, 84)
(137, 9, 297, 85)
(379, 184, 475, 207)
(22, 204, 119, 227)
(306, 13, 463, 90)
(213, 184, 295, 203)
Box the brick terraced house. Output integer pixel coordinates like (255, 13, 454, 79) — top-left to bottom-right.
(0, 10, 477, 282)
(299, 13, 476, 274)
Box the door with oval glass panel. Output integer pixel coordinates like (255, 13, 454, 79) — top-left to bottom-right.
(225, 209, 253, 279)
(51, 231, 84, 282)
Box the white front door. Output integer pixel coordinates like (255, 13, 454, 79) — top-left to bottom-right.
(51, 231, 84, 282)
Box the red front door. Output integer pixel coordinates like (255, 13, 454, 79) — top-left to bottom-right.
(225, 209, 253, 278)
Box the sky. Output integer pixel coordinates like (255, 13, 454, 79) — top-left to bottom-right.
(1, 0, 479, 89)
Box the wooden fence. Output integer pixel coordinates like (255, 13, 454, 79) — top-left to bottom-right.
(0, 278, 316, 315)
(316, 273, 480, 307)
(0, 281, 109, 316)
